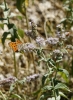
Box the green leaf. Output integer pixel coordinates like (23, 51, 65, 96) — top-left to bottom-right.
(11, 94, 22, 99)
(9, 28, 14, 36)
(4, 8, 9, 18)
(40, 92, 52, 100)
(16, 0, 26, 15)
(54, 83, 70, 92)
(18, 78, 26, 85)
(1, 32, 10, 45)
(33, 89, 41, 96)
(17, 15, 23, 20)
(59, 91, 69, 100)
(0, 23, 4, 29)
(60, 18, 67, 23)
(71, 59, 73, 76)
(25, 0, 29, 8)
(48, 59, 55, 67)
(7, 23, 19, 41)
(42, 86, 53, 91)
(58, 68, 69, 78)
(7, 23, 16, 29)
(42, 68, 54, 85)
(42, 74, 48, 85)
(40, 95, 44, 100)
(71, 96, 73, 100)
(17, 28, 24, 38)
(9, 84, 15, 92)
(47, 96, 60, 100)
(16, 0, 29, 15)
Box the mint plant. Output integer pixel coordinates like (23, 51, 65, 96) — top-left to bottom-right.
(0, 0, 72, 100)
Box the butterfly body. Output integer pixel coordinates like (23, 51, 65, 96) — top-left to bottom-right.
(8, 39, 22, 52)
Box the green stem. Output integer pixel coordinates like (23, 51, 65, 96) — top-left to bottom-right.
(7, 17, 10, 24)
(41, 49, 50, 72)
(4, 0, 10, 25)
(32, 0, 34, 4)
(25, 7, 31, 42)
(0, 90, 7, 100)
(25, 7, 29, 30)
(44, 18, 48, 39)
(13, 51, 20, 94)
(52, 79, 56, 100)
(13, 51, 17, 78)
(4, 0, 7, 10)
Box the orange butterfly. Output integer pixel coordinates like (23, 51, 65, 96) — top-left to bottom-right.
(8, 39, 22, 52)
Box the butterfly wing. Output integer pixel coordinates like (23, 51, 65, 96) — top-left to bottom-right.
(8, 42, 18, 52)
(9, 39, 22, 52)
(16, 39, 23, 51)
(16, 39, 22, 44)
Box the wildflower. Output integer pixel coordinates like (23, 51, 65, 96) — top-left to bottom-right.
(61, 32, 71, 40)
(26, 74, 40, 82)
(52, 49, 63, 61)
(36, 36, 45, 46)
(45, 37, 59, 45)
(53, 50, 63, 56)
(25, 30, 36, 39)
(66, 45, 73, 50)
(25, 20, 37, 39)
(25, 30, 32, 36)
(23, 43, 36, 52)
(0, 76, 17, 87)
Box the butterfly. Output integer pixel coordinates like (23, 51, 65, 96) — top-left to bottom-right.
(8, 39, 23, 52)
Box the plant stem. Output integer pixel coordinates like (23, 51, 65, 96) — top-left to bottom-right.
(25, 7, 29, 30)
(13, 51, 17, 78)
(44, 18, 48, 39)
(0, 90, 7, 100)
(13, 51, 20, 95)
(52, 79, 56, 100)
(41, 49, 50, 72)
(25, 6, 31, 42)
(4, 0, 7, 10)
